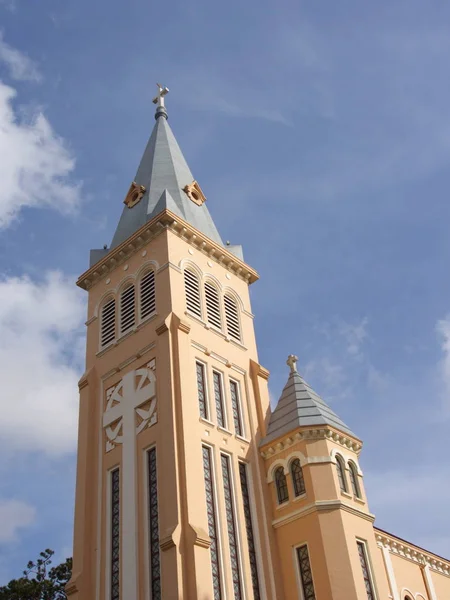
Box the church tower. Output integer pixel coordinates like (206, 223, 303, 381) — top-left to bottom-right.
(67, 87, 282, 600)
(67, 88, 391, 600)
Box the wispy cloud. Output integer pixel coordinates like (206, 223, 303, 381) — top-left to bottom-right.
(0, 499, 36, 544)
(0, 32, 41, 82)
(0, 82, 82, 227)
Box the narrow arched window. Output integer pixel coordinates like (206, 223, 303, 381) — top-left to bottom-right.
(224, 294, 241, 342)
(274, 466, 289, 504)
(184, 269, 202, 318)
(348, 462, 361, 499)
(335, 455, 348, 493)
(120, 283, 135, 334)
(100, 297, 116, 347)
(204, 281, 222, 329)
(290, 459, 306, 497)
(140, 270, 156, 320)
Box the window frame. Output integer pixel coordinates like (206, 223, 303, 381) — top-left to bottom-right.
(356, 539, 377, 600)
(212, 369, 228, 430)
(204, 279, 223, 331)
(119, 281, 136, 336)
(184, 268, 203, 319)
(229, 377, 245, 438)
(139, 269, 156, 322)
(100, 295, 116, 349)
(223, 293, 242, 343)
(348, 461, 362, 499)
(195, 360, 210, 422)
(274, 466, 289, 505)
(335, 454, 349, 494)
(290, 458, 306, 497)
(294, 542, 317, 600)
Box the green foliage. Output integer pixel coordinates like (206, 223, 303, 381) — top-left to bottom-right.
(0, 549, 72, 600)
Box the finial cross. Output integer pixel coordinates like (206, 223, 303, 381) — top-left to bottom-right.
(287, 354, 299, 373)
(152, 83, 169, 108)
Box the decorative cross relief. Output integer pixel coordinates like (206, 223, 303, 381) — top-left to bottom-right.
(102, 359, 156, 600)
(104, 359, 157, 452)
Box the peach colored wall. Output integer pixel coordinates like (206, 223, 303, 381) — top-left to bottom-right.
(390, 553, 429, 599)
(431, 569, 450, 599)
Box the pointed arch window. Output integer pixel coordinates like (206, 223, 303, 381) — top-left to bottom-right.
(348, 462, 361, 499)
(184, 269, 202, 318)
(224, 294, 241, 342)
(205, 281, 222, 329)
(274, 466, 289, 504)
(290, 459, 306, 497)
(335, 455, 348, 493)
(120, 283, 136, 334)
(140, 270, 156, 320)
(100, 297, 116, 348)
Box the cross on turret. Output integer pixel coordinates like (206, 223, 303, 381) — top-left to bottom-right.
(286, 354, 299, 373)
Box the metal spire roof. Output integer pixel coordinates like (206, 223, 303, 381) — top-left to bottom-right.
(110, 85, 223, 250)
(262, 355, 356, 445)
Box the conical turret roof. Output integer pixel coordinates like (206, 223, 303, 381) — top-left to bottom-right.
(263, 355, 356, 445)
(110, 99, 223, 249)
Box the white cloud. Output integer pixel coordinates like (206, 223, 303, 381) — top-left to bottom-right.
(0, 499, 36, 543)
(0, 32, 41, 82)
(0, 272, 85, 455)
(0, 81, 82, 227)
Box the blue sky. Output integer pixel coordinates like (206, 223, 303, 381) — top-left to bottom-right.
(1, 0, 450, 582)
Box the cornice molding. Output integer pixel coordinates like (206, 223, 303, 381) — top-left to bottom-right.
(375, 532, 450, 577)
(272, 499, 375, 529)
(77, 209, 258, 291)
(260, 427, 362, 459)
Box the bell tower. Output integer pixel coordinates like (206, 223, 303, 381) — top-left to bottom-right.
(66, 88, 282, 600)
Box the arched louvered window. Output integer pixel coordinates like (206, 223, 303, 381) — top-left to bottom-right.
(120, 283, 136, 334)
(139, 270, 156, 320)
(290, 459, 306, 497)
(224, 294, 241, 342)
(204, 281, 222, 329)
(184, 269, 202, 318)
(274, 466, 289, 504)
(335, 455, 348, 493)
(100, 297, 116, 348)
(348, 462, 361, 498)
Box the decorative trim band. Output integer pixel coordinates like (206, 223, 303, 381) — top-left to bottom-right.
(272, 499, 375, 529)
(260, 427, 362, 458)
(375, 532, 450, 577)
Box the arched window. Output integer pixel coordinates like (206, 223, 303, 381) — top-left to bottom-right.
(404, 596, 413, 600)
(348, 462, 361, 499)
(290, 459, 306, 497)
(274, 466, 289, 504)
(224, 294, 241, 342)
(204, 281, 222, 329)
(120, 283, 136, 334)
(184, 269, 202, 318)
(139, 270, 156, 320)
(100, 296, 116, 347)
(335, 455, 348, 493)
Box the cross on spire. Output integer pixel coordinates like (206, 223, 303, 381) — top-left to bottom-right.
(286, 354, 299, 373)
(152, 83, 169, 108)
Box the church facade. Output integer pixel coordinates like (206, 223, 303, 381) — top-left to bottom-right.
(67, 88, 450, 600)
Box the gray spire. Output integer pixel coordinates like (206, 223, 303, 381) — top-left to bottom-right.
(110, 91, 223, 249)
(262, 355, 356, 445)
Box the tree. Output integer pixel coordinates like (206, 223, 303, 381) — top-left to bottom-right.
(0, 549, 72, 600)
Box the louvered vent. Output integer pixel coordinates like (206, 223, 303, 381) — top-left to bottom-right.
(224, 295, 241, 342)
(205, 282, 222, 329)
(101, 298, 116, 347)
(120, 284, 135, 333)
(184, 270, 202, 318)
(140, 271, 156, 320)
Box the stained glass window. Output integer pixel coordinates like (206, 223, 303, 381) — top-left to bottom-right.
(221, 454, 242, 600)
(357, 541, 375, 600)
(203, 446, 222, 599)
(335, 455, 348, 493)
(110, 468, 120, 600)
(239, 463, 261, 600)
(290, 459, 306, 497)
(348, 462, 361, 498)
(296, 545, 316, 600)
(230, 380, 243, 437)
(213, 371, 226, 428)
(196, 362, 208, 420)
(274, 466, 289, 504)
(148, 448, 161, 600)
